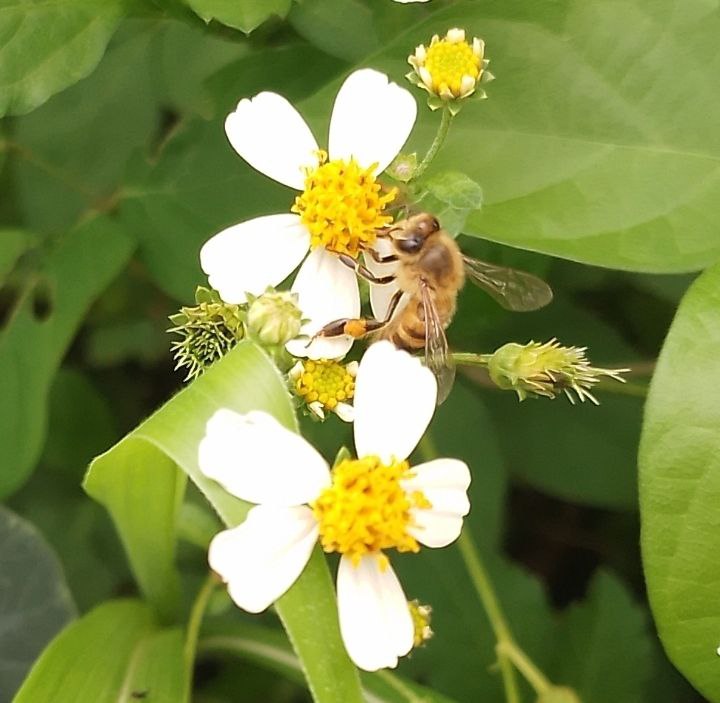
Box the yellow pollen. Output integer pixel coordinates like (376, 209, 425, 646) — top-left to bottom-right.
(425, 40, 480, 96)
(312, 456, 431, 565)
(291, 151, 396, 258)
(408, 600, 434, 647)
(294, 359, 355, 412)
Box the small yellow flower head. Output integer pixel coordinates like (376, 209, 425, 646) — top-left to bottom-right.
(407, 28, 493, 110)
(246, 290, 302, 346)
(289, 358, 358, 422)
(291, 150, 396, 259)
(312, 456, 431, 565)
(408, 600, 434, 647)
(168, 286, 245, 381)
(487, 339, 629, 404)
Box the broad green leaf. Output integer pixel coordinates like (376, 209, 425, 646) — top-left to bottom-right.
(0, 229, 30, 283)
(12, 19, 244, 235)
(413, 170, 484, 236)
(13, 600, 188, 703)
(0, 216, 134, 499)
(640, 261, 720, 700)
(299, 0, 720, 272)
(0, 0, 125, 116)
(84, 341, 364, 702)
(549, 571, 653, 702)
(185, 0, 291, 33)
(0, 506, 76, 703)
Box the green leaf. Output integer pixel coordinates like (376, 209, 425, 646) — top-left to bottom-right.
(84, 341, 364, 702)
(0, 229, 30, 283)
(549, 571, 653, 702)
(0, 506, 76, 703)
(0, 0, 125, 116)
(184, 0, 292, 33)
(0, 217, 134, 499)
(13, 600, 188, 703)
(413, 170, 484, 236)
(640, 261, 720, 700)
(299, 0, 720, 271)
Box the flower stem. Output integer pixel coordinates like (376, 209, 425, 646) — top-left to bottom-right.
(418, 434, 555, 702)
(184, 572, 219, 688)
(451, 352, 492, 367)
(413, 107, 453, 180)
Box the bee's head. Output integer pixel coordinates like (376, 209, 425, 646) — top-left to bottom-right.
(391, 213, 441, 254)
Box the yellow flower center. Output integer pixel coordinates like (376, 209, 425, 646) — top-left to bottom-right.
(425, 40, 480, 96)
(294, 359, 355, 411)
(291, 150, 396, 258)
(312, 456, 431, 567)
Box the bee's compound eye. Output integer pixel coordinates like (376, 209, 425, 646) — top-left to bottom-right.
(397, 236, 422, 254)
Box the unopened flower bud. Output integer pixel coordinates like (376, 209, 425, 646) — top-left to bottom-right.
(407, 28, 493, 111)
(536, 686, 582, 703)
(487, 339, 628, 404)
(247, 290, 302, 346)
(168, 286, 245, 381)
(408, 599, 434, 648)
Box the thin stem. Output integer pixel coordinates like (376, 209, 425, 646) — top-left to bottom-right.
(452, 352, 492, 367)
(412, 107, 453, 179)
(184, 572, 218, 687)
(375, 670, 424, 703)
(500, 641, 552, 695)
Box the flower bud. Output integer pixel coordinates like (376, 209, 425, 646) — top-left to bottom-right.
(247, 290, 302, 346)
(168, 286, 245, 381)
(407, 28, 494, 111)
(408, 599, 434, 648)
(487, 339, 628, 404)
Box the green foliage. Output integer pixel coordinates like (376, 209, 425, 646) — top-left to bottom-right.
(640, 262, 720, 701)
(0, 506, 76, 702)
(13, 600, 187, 703)
(184, 0, 292, 33)
(0, 0, 124, 117)
(84, 341, 364, 702)
(0, 218, 133, 499)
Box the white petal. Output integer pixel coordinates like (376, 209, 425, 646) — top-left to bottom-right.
(365, 238, 401, 321)
(198, 409, 330, 506)
(334, 402, 355, 423)
(209, 505, 318, 613)
(328, 69, 417, 174)
(353, 341, 437, 462)
(402, 458, 471, 548)
(200, 214, 309, 304)
(336, 555, 414, 671)
(225, 93, 318, 190)
(285, 248, 360, 360)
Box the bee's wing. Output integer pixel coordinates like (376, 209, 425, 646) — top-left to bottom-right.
(420, 280, 455, 405)
(462, 255, 553, 312)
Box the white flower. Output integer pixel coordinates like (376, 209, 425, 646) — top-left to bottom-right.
(200, 70, 417, 360)
(199, 341, 471, 671)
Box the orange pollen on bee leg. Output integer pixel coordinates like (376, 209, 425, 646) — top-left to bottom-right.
(311, 456, 432, 565)
(291, 151, 396, 259)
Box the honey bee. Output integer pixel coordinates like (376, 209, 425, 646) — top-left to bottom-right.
(315, 213, 553, 403)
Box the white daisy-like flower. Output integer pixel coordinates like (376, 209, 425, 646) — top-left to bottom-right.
(200, 70, 417, 360)
(199, 341, 471, 671)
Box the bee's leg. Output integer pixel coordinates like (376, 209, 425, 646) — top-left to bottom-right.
(310, 290, 404, 343)
(331, 252, 396, 285)
(365, 248, 398, 264)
